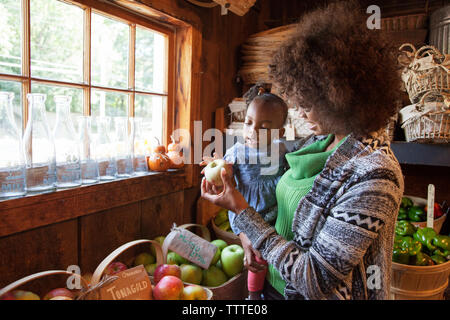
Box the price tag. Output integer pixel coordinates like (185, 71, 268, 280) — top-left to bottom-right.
(285, 123, 295, 141)
(164, 227, 217, 269)
(99, 265, 152, 300)
(427, 184, 435, 229)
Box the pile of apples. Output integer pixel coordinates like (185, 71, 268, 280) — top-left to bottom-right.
(0, 287, 75, 300)
(152, 264, 209, 300)
(133, 236, 244, 289)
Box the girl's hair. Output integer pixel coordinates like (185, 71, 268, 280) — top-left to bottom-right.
(243, 83, 289, 124)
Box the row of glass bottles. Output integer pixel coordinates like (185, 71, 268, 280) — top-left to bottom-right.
(0, 91, 150, 200)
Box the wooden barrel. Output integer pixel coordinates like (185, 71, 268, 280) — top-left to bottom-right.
(430, 5, 450, 54)
(390, 260, 450, 300)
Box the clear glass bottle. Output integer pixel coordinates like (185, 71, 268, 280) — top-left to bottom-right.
(95, 117, 117, 181)
(132, 117, 149, 176)
(77, 116, 99, 184)
(0, 92, 26, 199)
(53, 95, 82, 188)
(114, 116, 133, 178)
(23, 93, 56, 194)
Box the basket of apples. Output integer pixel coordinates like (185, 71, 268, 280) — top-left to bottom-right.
(143, 224, 248, 300)
(0, 270, 89, 300)
(91, 238, 212, 300)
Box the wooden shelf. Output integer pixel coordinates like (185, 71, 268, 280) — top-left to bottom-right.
(0, 169, 188, 238)
(391, 142, 450, 167)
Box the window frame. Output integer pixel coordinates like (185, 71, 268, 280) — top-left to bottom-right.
(0, 0, 175, 146)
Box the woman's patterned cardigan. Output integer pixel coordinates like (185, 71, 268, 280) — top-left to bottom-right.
(234, 131, 404, 300)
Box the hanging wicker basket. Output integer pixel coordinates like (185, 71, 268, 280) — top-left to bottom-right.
(399, 44, 450, 104)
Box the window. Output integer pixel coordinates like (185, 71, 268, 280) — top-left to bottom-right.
(0, 0, 170, 147)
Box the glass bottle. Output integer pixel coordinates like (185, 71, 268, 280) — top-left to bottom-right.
(23, 93, 56, 194)
(0, 92, 26, 199)
(53, 95, 82, 188)
(77, 116, 99, 184)
(95, 117, 117, 181)
(114, 116, 133, 178)
(132, 117, 149, 176)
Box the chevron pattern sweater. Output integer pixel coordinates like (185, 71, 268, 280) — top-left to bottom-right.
(234, 132, 404, 300)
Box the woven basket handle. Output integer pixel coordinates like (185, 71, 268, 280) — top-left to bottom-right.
(399, 43, 416, 55)
(161, 223, 211, 261)
(91, 239, 164, 286)
(0, 270, 88, 298)
(415, 45, 444, 60)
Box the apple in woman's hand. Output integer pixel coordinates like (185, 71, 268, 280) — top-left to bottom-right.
(204, 159, 229, 186)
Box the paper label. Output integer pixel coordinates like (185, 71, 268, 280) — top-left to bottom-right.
(99, 265, 152, 300)
(166, 228, 217, 269)
(285, 124, 295, 141)
(427, 184, 435, 229)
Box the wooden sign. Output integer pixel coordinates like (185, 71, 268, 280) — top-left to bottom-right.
(99, 265, 152, 300)
(164, 226, 218, 269)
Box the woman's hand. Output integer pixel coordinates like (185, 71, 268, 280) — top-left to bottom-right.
(239, 233, 267, 273)
(201, 165, 248, 214)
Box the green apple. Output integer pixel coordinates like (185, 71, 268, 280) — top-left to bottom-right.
(221, 244, 244, 278)
(145, 263, 157, 276)
(167, 252, 188, 265)
(215, 259, 223, 270)
(202, 265, 228, 287)
(211, 247, 221, 265)
(134, 252, 155, 267)
(180, 263, 203, 285)
(150, 236, 166, 257)
(214, 209, 229, 226)
(211, 239, 228, 251)
(204, 159, 227, 186)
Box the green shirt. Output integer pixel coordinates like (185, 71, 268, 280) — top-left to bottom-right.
(268, 134, 346, 295)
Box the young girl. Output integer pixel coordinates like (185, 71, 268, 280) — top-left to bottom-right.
(203, 84, 291, 300)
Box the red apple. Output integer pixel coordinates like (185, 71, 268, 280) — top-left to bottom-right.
(104, 261, 128, 276)
(0, 292, 16, 300)
(153, 275, 184, 300)
(181, 285, 208, 300)
(153, 264, 181, 284)
(43, 288, 75, 300)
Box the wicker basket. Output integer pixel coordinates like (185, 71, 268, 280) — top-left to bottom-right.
(399, 44, 450, 104)
(400, 92, 450, 143)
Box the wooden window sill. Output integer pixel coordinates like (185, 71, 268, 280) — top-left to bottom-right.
(0, 169, 189, 238)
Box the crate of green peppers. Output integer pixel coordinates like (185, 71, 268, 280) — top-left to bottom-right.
(397, 196, 447, 233)
(393, 220, 450, 266)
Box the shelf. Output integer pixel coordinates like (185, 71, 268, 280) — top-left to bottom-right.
(391, 142, 450, 167)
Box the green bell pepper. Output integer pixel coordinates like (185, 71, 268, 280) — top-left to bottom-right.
(393, 245, 410, 264)
(432, 235, 450, 251)
(401, 197, 414, 209)
(395, 220, 416, 236)
(408, 206, 426, 222)
(395, 235, 422, 256)
(397, 207, 408, 220)
(412, 251, 434, 266)
(433, 248, 450, 258)
(431, 254, 447, 265)
(413, 227, 437, 251)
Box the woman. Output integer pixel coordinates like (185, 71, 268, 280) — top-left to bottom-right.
(201, 1, 404, 300)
